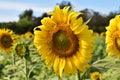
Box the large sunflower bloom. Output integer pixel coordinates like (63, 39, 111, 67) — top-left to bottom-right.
(34, 5, 94, 77)
(0, 29, 13, 53)
(106, 15, 120, 57)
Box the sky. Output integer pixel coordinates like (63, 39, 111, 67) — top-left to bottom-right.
(0, 0, 120, 22)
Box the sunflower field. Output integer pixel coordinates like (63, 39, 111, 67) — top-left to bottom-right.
(0, 5, 120, 80)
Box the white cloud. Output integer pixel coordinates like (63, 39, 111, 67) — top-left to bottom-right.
(0, 16, 19, 22)
(0, 1, 53, 22)
(0, 1, 53, 13)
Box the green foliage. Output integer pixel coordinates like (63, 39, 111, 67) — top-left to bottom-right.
(92, 57, 120, 80)
(0, 37, 55, 80)
(0, 22, 16, 31)
(0, 30, 120, 80)
(19, 9, 33, 20)
(16, 17, 34, 34)
(91, 35, 107, 63)
(90, 35, 120, 80)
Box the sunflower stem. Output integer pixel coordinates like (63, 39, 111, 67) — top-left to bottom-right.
(58, 76, 62, 80)
(12, 52, 15, 66)
(81, 68, 89, 80)
(12, 52, 16, 73)
(24, 57, 29, 80)
(77, 71, 81, 80)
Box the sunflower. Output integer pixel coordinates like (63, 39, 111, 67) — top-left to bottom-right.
(106, 15, 120, 57)
(90, 72, 102, 80)
(93, 32, 99, 38)
(14, 42, 27, 57)
(24, 31, 34, 40)
(34, 5, 94, 77)
(100, 32, 106, 37)
(0, 29, 14, 53)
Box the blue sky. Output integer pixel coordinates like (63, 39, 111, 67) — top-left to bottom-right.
(0, 0, 120, 22)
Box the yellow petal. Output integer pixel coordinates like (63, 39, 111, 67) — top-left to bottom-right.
(53, 5, 62, 23)
(60, 6, 69, 23)
(72, 54, 84, 71)
(41, 17, 56, 30)
(46, 53, 55, 68)
(53, 57, 60, 75)
(59, 58, 65, 77)
(64, 58, 77, 76)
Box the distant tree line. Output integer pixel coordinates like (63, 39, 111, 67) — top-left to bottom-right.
(80, 8, 120, 33)
(0, 9, 49, 34)
(0, 1, 119, 34)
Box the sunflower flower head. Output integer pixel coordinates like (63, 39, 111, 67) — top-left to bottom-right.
(15, 43, 27, 57)
(34, 5, 95, 77)
(90, 72, 102, 80)
(0, 29, 14, 53)
(24, 31, 34, 40)
(13, 39, 29, 58)
(100, 32, 106, 37)
(106, 15, 120, 57)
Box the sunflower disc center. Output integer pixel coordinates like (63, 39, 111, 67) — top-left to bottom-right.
(53, 30, 71, 51)
(15, 44, 26, 57)
(1, 35, 13, 48)
(50, 25, 79, 57)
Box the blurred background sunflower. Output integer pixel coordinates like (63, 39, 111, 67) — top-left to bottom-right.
(106, 15, 120, 57)
(0, 29, 14, 53)
(90, 72, 102, 80)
